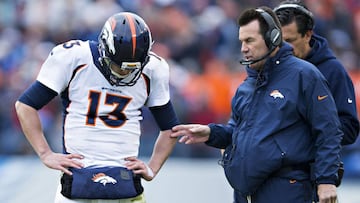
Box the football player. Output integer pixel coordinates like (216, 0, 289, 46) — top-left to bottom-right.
(15, 12, 179, 203)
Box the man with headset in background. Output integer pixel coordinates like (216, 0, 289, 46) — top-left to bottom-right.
(171, 6, 342, 203)
(274, 0, 359, 146)
(274, 0, 360, 201)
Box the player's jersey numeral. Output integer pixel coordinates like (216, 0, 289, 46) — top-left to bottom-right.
(86, 91, 131, 127)
(63, 40, 81, 49)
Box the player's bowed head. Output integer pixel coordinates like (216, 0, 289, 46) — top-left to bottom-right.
(98, 12, 153, 86)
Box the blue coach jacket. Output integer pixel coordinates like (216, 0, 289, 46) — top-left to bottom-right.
(206, 43, 343, 195)
(307, 34, 359, 145)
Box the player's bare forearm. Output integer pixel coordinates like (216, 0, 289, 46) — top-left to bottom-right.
(15, 101, 52, 157)
(148, 129, 177, 177)
(15, 101, 84, 175)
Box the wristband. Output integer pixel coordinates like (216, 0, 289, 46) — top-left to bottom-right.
(145, 164, 154, 178)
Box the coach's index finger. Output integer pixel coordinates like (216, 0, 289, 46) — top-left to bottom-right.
(171, 124, 193, 137)
(173, 124, 201, 131)
(170, 127, 183, 138)
(172, 124, 187, 131)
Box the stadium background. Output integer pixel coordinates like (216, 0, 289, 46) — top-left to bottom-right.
(0, 0, 359, 202)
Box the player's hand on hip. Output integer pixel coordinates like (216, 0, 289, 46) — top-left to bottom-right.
(125, 157, 154, 181)
(317, 184, 337, 203)
(171, 124, 210, 144)
(40, 151, 84, 175)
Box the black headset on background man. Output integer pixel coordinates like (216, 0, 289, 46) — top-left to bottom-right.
(274, 3, 314, 31)
(240, 8, 282, 65)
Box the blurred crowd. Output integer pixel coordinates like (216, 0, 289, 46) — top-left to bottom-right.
(1, 0, 360, 175)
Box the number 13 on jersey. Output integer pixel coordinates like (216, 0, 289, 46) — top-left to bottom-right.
(86, 90, 132, 128)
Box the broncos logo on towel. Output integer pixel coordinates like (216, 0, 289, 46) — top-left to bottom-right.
(92, 173, 117, 186)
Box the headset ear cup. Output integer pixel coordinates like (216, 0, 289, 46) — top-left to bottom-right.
(270, 29, 282, 47)
(256, 8, 282, 50)
(265, 28, 281, 50)
(264, 30, 272, 49)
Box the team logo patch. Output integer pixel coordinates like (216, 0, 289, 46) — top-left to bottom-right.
(92, 173, 117, 186)
(270, 90, 284, 99)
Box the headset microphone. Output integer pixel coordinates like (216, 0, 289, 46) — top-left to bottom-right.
(239, 47, 275, 65)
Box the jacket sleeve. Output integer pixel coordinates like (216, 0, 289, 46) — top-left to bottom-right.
(300, 68, 343, 185)
(323, 60, 359, 145)
(205, 115, 235, 149)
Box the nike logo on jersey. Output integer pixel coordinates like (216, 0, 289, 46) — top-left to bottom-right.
(348, 98, 353, 104)
(270, 90, 284, 99)
(102, 87, 123, 93)
(92, 173, 117, 186)
(317, 95, 328, 101)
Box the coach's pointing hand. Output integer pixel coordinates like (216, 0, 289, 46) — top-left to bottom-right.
(171, 124, 210, 144)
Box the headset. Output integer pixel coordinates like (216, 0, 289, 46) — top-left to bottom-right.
(273, 3, 314, 30)
(257, 8, 282, 50)
(240, 8, 282, 65)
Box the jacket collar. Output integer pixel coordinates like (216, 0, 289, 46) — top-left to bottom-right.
(246, 42, 293, 78)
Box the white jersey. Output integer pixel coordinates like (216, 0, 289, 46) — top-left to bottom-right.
(37, 40, 170, 167)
